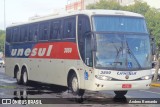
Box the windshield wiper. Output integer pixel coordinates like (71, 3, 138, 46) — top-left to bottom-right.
(112, 41, 123, 67)
(126, 41, 142, 69)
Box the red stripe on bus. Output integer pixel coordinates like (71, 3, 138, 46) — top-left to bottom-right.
(29, 42, 80, 59)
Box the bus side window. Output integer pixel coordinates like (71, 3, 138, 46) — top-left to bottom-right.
(78, 16, 90, 39)
(50, 20, 61, 40)
(12, 27, 20, 42)
(28, 24, 39, 42)
(63, 17, 76, 39)
(6, 28, 12, 43)
(20, 25, 28, 42)
(78, 15, 91, 63)
(39, 22, 49, 41)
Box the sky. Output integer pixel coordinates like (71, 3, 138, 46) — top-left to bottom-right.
(0, 0, 67, 30)
(143, 0, 160, 9)
(0, 0, 160, 30)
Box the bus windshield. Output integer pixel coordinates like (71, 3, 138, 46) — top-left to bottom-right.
(95, 33, 151, 70)
(93, 16, 148, 33)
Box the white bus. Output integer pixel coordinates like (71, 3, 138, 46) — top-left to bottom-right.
(5, 10, 152, 96)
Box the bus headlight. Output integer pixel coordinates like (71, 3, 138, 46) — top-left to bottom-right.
(95, 75, 112, 81)
(141, 75, 152, 80)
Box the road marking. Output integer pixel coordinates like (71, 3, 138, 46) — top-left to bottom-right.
(140, 90, 160, 95)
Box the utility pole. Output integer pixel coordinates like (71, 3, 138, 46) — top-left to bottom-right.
(4, 0, 6, 30)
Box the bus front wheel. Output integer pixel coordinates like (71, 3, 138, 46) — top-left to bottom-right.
(69, 73, 85, 96)
(114, 91, 128, 96)
(22, 68, 28, 85)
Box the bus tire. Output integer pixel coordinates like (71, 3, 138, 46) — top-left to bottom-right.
(22, 68, 28, 85)
(16, 68, 22, 84)
(69, 73, 85, 96)
(114, 91, 128, 96)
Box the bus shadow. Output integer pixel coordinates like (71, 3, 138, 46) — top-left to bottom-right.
(14, 81, 68, 98)
(27, 81, 68, 93)
(13, 81, 128, 104)
(77, 95, 127, 104)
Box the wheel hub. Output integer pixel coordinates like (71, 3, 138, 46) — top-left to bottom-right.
(72, 77, 78, 92)
(17, 71, 20, 81)
(23, 72, 27, 83)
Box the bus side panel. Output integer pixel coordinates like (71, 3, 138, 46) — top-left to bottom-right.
(5, 41, 83, 87)
(64, 60, 85, 89)
(5, 58, 16, 78)
(28, 58, 66, 86)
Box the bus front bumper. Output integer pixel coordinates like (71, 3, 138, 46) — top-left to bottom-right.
(86, 79, 151, 91)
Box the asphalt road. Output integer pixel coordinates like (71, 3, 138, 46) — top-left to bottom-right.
(0, 67, 160, 107)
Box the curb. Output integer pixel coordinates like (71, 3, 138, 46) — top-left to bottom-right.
(151, 83, 160, 87)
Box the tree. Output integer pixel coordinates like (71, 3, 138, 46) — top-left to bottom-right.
(0, 30, 5, 52)
(87, 0, 122, 10)
(124, 0, 150, 15)
(153, 57, 160, 82)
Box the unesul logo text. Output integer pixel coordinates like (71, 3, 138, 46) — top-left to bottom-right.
(11, 45, 53, 57)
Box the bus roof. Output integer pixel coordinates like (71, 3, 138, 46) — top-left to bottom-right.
(7, 9, 144, 28)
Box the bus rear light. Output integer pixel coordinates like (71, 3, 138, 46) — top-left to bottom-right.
(95, 75, 112, 81)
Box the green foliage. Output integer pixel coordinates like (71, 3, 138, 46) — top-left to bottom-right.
(0, 30, 5, 52)
(87, 0, 160, 47)
(87, 0, 122, 10)
(124, 0, 150, 15)
(145, 9, 160, 46)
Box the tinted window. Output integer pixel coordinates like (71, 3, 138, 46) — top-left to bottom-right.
(12, 27, 20, 42)
(78, 15, 91, 63)
(50, 20, 61, 40)
(20, 25, 28, 42)
(28, 24, 39, 42)
(63, 17, 76, 39)
(6, 28, 12, 43)
(78, 15, 90, 41)
(39, 22, 49, 41)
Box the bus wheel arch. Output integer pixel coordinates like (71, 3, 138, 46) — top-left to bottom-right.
(14, 64, 22, 84)
(21, 65, 29, 85)
(14, 65, 19, 78)
(67, 69, 85, 96)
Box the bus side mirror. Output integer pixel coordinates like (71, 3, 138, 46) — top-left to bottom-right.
(91, 35, 97, 51)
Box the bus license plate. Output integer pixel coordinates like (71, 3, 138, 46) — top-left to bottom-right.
(122, 84, 132, 88)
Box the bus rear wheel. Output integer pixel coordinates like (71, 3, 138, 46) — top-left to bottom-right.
(114, 91, 128, 96)
(69, 73, 85, 96)
(16, 69, 22, 84)
(22, 68, 28, 85)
